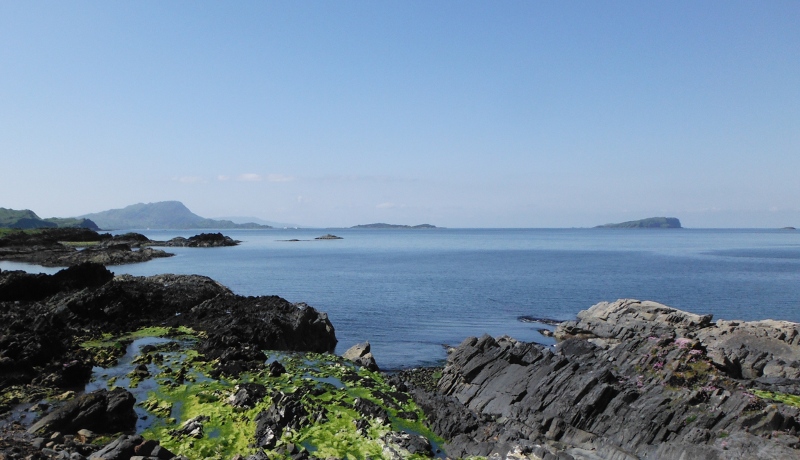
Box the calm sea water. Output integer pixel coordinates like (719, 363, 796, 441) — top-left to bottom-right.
(3, 228, 800, 369)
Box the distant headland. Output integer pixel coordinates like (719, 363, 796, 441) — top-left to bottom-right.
(0, 207, 99, 230)
(595, 217, 682, 229)
(2, 202, 272, 231)
(351, 223, 437, 229)
(80, 201, 271, 230)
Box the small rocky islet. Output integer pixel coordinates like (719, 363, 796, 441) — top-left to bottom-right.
(2, 241, 800, 458)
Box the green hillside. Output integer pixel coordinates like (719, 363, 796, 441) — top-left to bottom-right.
(351, 223, 437, 229)
(596, 217, 682, 229)
(81, 201, 271, 230)
(0, 208, 99, 230)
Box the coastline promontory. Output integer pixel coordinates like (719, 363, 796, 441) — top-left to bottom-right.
(596, 217, 682, 228)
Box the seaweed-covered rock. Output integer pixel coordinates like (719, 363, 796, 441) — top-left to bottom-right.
(228, 383, 268, 409)
(255, 392, 308, 448)
(1, 267, 335, 399)
(172, 296, 337, 363)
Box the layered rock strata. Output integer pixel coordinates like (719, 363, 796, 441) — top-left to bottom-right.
(407, 299, 800, 459)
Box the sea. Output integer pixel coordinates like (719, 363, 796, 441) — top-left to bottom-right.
(2, 228, 800, 370)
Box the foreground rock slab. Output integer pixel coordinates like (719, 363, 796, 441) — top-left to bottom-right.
(404, 299, 800, 459)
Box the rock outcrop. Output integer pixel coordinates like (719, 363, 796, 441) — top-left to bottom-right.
(343, 341, 380, 372)
(0, 229, 239, 267)
(159, 232, 240, 247)
(27, 388, 137, 436)
(0, 264, 337, 395)
(404, 299, 800, 459)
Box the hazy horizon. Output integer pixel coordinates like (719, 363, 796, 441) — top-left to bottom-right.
(2, 2, 798, 228)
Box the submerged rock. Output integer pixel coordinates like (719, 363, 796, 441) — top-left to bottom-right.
(314, 234, 342, 240)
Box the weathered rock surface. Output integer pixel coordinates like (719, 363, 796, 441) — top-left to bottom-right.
(343, 341, 380, 372)
(0, 264, 337, 395)
(88, 434, 177, 460)
(227, 383, 268, 409)
(166, 296, 336, 377)
(402, 299, 800, 459)
(558, 299, 800, 385)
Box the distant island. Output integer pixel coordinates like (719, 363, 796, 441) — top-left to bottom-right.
(80, 201, 272, 230)
(595, 217, 682, 229)
(351, 223, 437, 229)
(0, 207, 99, 230)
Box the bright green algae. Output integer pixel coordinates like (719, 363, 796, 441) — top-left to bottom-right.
(751, 389, 800, 408)
(86, 328, 440, 459)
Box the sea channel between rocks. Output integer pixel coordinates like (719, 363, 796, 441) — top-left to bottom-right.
(2, 261, 800, 460)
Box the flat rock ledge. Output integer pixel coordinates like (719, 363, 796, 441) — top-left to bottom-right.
(401, 299, 800, 460)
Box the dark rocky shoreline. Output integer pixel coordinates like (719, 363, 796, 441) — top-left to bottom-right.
(0, 229, 239, 267)
(392, 300, 800, 459)
(2, 253, 800, 458)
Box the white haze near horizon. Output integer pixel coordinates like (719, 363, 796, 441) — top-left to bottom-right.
(1, 2, 798, 228)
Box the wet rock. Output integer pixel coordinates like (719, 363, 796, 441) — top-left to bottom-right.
(171, 296, 337, 363)
(172, 415, 210, 439)
(268, 360, 286, 377)
(382, 431, 433, 458)
(88, 435, 143, 460)
(228, 383, 268, 409)
(353, 397, 389, 424)
(342, 341, 379, 372)
(27, 388, 137, 436)
(254, 392, 308, 448)
(210, 346, 268, 378)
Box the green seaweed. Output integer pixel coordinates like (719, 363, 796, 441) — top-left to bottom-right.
(751, 389, 800, 408)
(78, 330, 442, 459)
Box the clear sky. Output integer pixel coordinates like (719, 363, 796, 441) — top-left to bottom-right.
(1, 1, 798, 228)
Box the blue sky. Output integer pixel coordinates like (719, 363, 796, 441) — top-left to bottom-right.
(1, 2, 798, 227)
